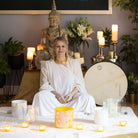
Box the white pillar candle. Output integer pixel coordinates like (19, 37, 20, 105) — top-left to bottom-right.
(112, 24, 118, 41)
(27, 47, 35, 60)
(99, 37, 105, 46)
(27, 52, 33, 60)
(80, 57, 84, 64)
(74, 52, 80, 59)
(97, 31, 103, 40)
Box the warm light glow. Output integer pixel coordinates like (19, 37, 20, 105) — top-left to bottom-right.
(74, 52, 80, 59)
(76, 124, 84, 130)
(37, 44, 44, 51)
(99, 37, 105, 46)
(112, 24, 118, 41)
(3, 125, 11, 132)
(80, 57, 84, 64)
(97, 31, 103, 40)
(97, 126, 105, 132)
(119, 121, 127, 127)
(55, 106, 74, 128)
(27, 47, 35, 60)
(21, 122, 29, 128)
(39, 125, 47, 132)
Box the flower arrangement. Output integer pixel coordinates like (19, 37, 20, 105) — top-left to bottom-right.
(66, 17, 94, 52)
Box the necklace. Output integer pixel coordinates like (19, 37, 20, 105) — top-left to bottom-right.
(54, 58, 67, 65)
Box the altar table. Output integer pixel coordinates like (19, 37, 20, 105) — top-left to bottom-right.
(0, 106, 138, 138)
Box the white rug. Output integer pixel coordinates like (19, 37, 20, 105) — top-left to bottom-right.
(0, 106, 138, 138)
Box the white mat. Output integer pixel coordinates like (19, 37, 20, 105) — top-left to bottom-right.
(0, 106, 138, 138)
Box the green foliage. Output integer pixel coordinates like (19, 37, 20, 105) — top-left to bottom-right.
(103, 27, 113, 48)
(127, 72, 138, 93)
(119, 33, 138, 64)
(0, 57, 10, 75)
(113, 0, 138, 65)
(0, 37, 24, 56)
(113, 0, 138, 24)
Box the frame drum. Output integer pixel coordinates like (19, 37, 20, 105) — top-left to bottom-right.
(84, 62, 127, 105)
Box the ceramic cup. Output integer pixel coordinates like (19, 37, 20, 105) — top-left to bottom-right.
(94, 107, 108, 124)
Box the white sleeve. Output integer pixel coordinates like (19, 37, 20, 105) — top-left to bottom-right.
(73, 59, 87, 93)
(39, 61, 55, 92)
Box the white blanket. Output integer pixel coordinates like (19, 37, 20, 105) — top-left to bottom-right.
(0, 106, 138, 138)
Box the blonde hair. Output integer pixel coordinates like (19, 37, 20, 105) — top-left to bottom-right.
(52, 37, 68, 60)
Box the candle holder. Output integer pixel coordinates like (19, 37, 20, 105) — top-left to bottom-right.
(27, 47, 36, 70)
(113, 41, 118, 60)
(27, 60, 33, 70)
(108, 41, 118, 62)
(96, 45, 105, 62)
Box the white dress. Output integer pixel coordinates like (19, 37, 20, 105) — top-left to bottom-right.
(32, 58, 96, 116)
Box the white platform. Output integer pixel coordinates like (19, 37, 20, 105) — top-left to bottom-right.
(0, 106, 138, 138)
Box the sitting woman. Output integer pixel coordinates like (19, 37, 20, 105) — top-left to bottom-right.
(32, 37, 96, 116)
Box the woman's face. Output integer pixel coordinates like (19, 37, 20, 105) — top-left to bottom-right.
(54, 40, 68, 57)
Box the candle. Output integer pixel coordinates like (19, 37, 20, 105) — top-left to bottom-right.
(27, 47, 35, 60)
(76, 124, 84, 130)
(39, 125, 47, 132)
(112, 24, 118, 41)
(74, 52, 80, 59)
(80, 57, 84, 64)
(21, 122, 29, 128)
(97, 31, 103, 40)
(37, 44, 44, 51)
(119, 121, 127, 127)
(3, 125, 11, 132)
(97, 126, 105, 132)
(99, 37, 105, 46)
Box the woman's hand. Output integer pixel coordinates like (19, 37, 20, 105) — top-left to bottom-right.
(64, 93, 74, 103)
(55, 92, 66, 104)
(65, 87, 79, 103)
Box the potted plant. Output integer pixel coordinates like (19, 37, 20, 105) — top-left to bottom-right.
(127, 72, 138, 104)
(0, 37, 25, 69)
(0, 57, 10, 88)
(113, 0, 138, 70)
(102, 27, 115, 60)
(119, 34, 138, 64)
(103, 27, 112, 48)
(66, 17, 94, 56)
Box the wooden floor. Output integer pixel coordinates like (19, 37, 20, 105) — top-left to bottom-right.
(0, 102, 138, 117)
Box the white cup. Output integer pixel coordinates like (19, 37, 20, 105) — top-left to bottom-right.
(94, 107, 108, 124)
(12, 100, 27, 119)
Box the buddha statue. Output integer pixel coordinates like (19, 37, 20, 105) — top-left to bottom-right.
(41, 0, 68, 57)
(35, 0, 70, 69)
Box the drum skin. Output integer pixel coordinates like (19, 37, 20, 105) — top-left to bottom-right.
(84, 62, 127, 105)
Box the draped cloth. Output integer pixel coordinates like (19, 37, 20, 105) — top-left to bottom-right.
(32, 58, 96, 116)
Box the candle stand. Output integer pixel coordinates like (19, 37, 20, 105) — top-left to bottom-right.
(108, 41, 118, 62)
(96, 45, 105, 62)
(113, 41, 118, 60)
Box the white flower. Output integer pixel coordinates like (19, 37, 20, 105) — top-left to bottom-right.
(88, 29, 94, 36)
(77, 24, 87, 36)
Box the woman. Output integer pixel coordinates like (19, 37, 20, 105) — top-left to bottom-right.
(32, 37, 96, 116)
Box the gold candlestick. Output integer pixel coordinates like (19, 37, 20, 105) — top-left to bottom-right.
(113, 41, 118, 59)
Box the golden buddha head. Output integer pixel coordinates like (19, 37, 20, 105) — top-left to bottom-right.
(48, 0, 60, 27)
